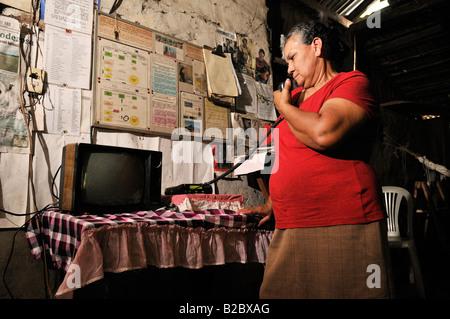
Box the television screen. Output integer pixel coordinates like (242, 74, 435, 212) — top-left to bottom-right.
(59, 143, 162, 215)
(81, 152, 145, 206)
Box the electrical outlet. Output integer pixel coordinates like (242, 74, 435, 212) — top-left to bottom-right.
(26, 67, 46, 94)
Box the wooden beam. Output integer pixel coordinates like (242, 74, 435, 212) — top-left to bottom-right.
(367, 25, 443, 56)
(394, 67, 450, 85)
(380, 46, 450, 67)
(388, 56, 450, 77)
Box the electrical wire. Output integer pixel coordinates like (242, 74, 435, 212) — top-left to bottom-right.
(51, 165, 61, 200)
(0, 208, 40, 216)
(2, 204, 57, 299)
(1, 1, 55, 298)
(109, 0, 123, 14)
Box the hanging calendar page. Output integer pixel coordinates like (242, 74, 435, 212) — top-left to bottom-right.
(94, 36, 151, 132)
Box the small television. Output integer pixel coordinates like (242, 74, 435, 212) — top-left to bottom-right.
(59, 143, 162, 215)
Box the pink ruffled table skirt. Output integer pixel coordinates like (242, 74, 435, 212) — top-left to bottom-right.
(25, 209, 273, 298)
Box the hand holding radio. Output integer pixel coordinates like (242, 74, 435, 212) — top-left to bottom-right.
(274, 78, 293, 115)
(278, 78, 291, 92)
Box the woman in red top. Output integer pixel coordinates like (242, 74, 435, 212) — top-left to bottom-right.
(238, 17, 394, 299)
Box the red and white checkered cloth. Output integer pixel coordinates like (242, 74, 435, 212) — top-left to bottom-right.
(25, 209, 262, 270)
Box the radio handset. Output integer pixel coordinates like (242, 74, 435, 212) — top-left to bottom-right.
(278, 78, 295, 92)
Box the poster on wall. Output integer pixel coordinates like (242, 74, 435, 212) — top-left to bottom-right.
(95, 81, 149, 131)
(235, 35, 256, 77)
(97, 13, 153, 51)
(0, 16, 29, 153)
(203, 48, 239, 98)
(153, 32, 185, 61)
(236, 72, 257, 114)
(44, 84, 82, 136)
(204, 98, 230, 141)
(215, 28, 237, 66)
(255, 47, 271, 84)
(185, 43, 204, 61)
(44, 0, 94, 35)
(179, 92, 203, 137)
(44, 24, 92, 89)
(152, 53, 177, 97)
(94, 37, 151, 131)
(178, 60, 194, 93)
(256, 81, 277, 121)
(150, 92, 178, 134)
(1, 0, 31, 12)
(97, 37, 150, 89)
(192, 59, 207, 96)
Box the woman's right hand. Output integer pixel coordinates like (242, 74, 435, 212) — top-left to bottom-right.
(236, 197, 273, 227)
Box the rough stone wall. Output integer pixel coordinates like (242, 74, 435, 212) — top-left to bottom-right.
(101, 0, 270, 62)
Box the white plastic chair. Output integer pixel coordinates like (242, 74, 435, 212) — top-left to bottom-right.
(382, 186, 426, 298)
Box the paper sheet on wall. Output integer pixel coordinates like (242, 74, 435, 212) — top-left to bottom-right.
(80, 90, 92, 134)
(95, 81, 149, 130)
(171, 140, 214, 187)
(159, 137, 173, 192)
(150, 92, 178, 134)
(44, 24, 92, 89)
(152, 53, 177, 97)
(185, 44, 203, 61)
(179, 92, 203, 137)
(44, 0, 94, 35)
(178, 59, 194, 93)
(192, 59, 207, 96)
(97, 14, 153, 51)
(32, 133, 90, 215)
(0, 152, 30, 228)
(1, 0, 32, 12)
(233, 152, 268, 176)
(44, 84, 82, 136)
(32, 133, 65, 210)
(154, 33, 185, 61)
(204, 98, 230, 141)
(95, 130, 160, 151)
(0, 16, 29, 154)
(236, 72, 257, 114)
(94, 37, 151, 131)
(203, 48, 238, 97)
(256, 81, 277, 121)
(97, 38, 150, 89)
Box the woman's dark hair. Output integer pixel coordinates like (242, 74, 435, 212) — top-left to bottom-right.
(287, 16, 350, 69)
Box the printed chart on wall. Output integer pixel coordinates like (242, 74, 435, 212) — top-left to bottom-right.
(92, 13, 215, 136)
(94, 37, 151, 131)
(150, 53, 178, 133)
(179, 92, 203, 137)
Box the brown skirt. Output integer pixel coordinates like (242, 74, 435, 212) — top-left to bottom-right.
(259, 219, 395, 299)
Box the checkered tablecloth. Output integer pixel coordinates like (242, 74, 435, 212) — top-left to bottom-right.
(25, 209, 262, 270)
